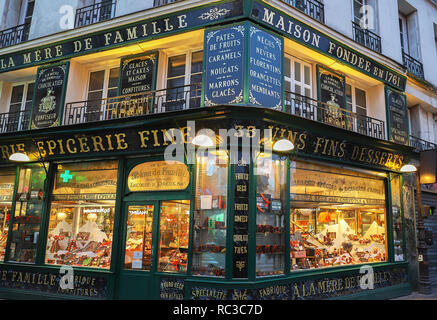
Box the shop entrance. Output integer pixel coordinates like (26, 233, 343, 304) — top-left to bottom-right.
(116, 199, 190, 299)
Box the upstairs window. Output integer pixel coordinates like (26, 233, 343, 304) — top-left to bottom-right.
(284, 56, 312, 99)
(0, 0, 34, 47)
(3, 82, 34, 132)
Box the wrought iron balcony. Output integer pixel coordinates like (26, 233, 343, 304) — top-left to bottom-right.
(0, 110, 31, 134)
(352, 21, 381, 53)
(64, 83, 202, 125)
(280, 0, 325, 23)
(153, 0, 180, 7)
(0, 23, 31, 48)
(75, 0, 116, 28)
(409, 135, 437, 152)
(284, 91, 385, 140)
(402, 51, 424, 80)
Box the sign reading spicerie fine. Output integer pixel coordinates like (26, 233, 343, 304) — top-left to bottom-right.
(127, 161, 190, 192)
(119, 52, 158, 96)
(31, 62, 69, 129)
(385, 86, 409, 146)
(204, 23, 245, 106)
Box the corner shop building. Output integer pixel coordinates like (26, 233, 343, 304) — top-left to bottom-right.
(0, 0, 419, 299)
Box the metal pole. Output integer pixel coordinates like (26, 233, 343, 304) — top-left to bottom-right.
(416, 172, 432, 294)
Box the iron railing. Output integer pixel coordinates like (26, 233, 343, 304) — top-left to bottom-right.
(410, 135, 437, 152)
(75, 0, 116, 28)
(281, 0, 325, 23)
(352, 21, 381, 53)
(64, 83, 202, 125)
(284, 91, 385, 140)
(153, 0, 179, 7)
(402, 51, 425, 80)
(0, 23, 31, 48)
(0, 110, 31, 134)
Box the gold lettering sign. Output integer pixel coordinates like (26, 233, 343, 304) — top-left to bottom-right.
(127, 161, 190, 192)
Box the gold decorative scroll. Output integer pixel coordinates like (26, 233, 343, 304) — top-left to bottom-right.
(127, 161, 190, 192)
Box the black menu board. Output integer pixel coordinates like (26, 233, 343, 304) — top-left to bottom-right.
(317, 65, 346, 110)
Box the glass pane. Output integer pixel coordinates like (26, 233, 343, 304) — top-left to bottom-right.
(304, 88, 311, 99)
(192, 151, 228, 277)
(355, 88, 366, 108)
(157, 200, 190, 273)
(26, 83, 35, 102)
(8, 165, 47, 263)
(108, 67, 119, 89)
(191, 51, 203, 75)
(46, 161, 118, 269)
(124, 205, 154, 270)
(255, 155, 286, 277)
(294, 62, 301, 82)
(295, 84, 301, 95)
(88, 70, 105, 91)
(167, 55, 186, 78)
(0, 168, 16, 261)
(87, 91, 103, 102)
(284, 58, 291, 77)
(290, 161, 387, 271)
(391, 175, 405, 262)
(167, 77, 185, 90)
(304, 66, 311, 86)
(10, 85, 24, 104)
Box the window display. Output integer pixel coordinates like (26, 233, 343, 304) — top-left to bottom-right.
(8, 165, 46, 263)
(0, 168, 16, 261)
(255, 155, 286, 277)
(158, 200, 190, 273)
(192, 151, 228, 277)
(45, 161, 117, 269)
(391, 174, 405, 261)
(290, 161, 387, 271)
(124, 205, 154, 270)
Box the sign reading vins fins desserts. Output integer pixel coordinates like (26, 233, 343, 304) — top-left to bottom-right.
(317, 65, 346, 110)
(385, 86, 409, 146)
(204, 23, 245, 106)
(31, 62, 69, 129)
(249, 25, 283, 109)
(119, 52, 158, 96)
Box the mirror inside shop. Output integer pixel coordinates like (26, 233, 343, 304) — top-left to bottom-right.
(290, 204, 387, 270)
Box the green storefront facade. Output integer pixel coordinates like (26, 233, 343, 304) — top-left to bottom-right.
(0, 0, 418, 300)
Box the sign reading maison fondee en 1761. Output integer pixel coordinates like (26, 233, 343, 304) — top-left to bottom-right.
(31, 62, 70, 129)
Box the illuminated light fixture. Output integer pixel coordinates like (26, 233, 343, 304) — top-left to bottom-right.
(273, 139, 295, 152)
(400, 164, 417, 173)
(9, 152, 30, 162)
(192, 134, 215, 147)
(57, 212, 67, 220)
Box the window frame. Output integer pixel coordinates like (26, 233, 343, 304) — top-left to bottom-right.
(284, 54, 313, 99)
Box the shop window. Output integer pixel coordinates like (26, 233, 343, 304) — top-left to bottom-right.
(192, 151, 228, 277)
(0, 168, 17, 261)
(284, 56, 312, 99)
(8, 165, 46, 263)
(157, 200, 190, 273)
(124, 205, 154, 270)
(45, 160, 118, 269)
(391, 174, 405, 261)
(164, 50, 202, 111)
(6, 82, 34, 132)
(85, 66, 119, 121)
(290, 161, 387, 271)
(255, 154, 287, 277)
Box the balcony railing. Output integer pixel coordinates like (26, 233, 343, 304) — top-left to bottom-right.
(409, 135, 437, 152)
(75, 0, 116, 28)
(352, 21, 381, 53)
(402, 51, 425, 80)
(284, 91, 385, 140)
(64, 83, 202, 125)
(0, 23, 31, 48)
(0, 110, 31, 134)
(281, 0, 325, 23)
(153, 0, 179, 7)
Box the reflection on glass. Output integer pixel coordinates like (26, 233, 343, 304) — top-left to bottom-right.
(125, 205, 154, 270)
(290, 161, 387, 271)
(391, 174, 405, 261)
(158, 200, 190, 273)
(9, 165, 46, 263)
(45, 161, 118, 269)
(0, 168, 16, 261)
(192, 152, 227, 277)
(256, 155, 286, 277)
